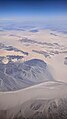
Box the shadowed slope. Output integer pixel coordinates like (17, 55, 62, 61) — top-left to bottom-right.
(0, 59, 53, 91)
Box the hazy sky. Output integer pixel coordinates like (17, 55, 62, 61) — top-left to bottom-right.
(0, 0, 67, 21)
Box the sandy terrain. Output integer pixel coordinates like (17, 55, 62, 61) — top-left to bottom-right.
(0, 28, 67, 119)
(0, 81, 67, 109)
(0, 81, 67, 119)
(0, 29, 67, 83)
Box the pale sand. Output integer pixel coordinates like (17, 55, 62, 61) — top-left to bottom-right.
(0, 81, 67, 110)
